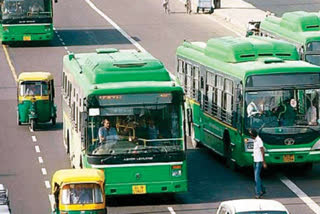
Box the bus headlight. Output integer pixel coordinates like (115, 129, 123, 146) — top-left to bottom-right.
(172, 165, 182, 177)
(244, 138, 254, 152)
(311, 139, 320, 150)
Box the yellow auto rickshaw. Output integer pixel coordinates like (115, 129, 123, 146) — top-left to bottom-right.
(17, 72, 57, 131)
(50, 169, 106, 214)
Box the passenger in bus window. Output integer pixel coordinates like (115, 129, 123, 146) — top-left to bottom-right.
(148, 119, 159, 139)
(98, 119, 119, 143)
(306, 99, 318, 125)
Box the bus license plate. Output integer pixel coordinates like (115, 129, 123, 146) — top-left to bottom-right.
(23, 35, 31, 41)
(132, 185, 146, 194)
(283, 154, 295, 162)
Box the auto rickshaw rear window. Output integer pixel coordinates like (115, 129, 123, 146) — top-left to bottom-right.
(20, 81, 48, 96)
(60, 183, 103, 205)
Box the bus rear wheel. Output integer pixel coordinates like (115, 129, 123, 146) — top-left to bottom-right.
(224, 133, 236, 170)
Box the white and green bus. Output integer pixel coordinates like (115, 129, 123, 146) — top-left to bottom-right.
(177, 36, 320, 169)
(62, 48, 187, 195)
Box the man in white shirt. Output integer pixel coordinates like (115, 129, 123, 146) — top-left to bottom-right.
(249, 129, 267, 198)
(306, 100, 317, 125)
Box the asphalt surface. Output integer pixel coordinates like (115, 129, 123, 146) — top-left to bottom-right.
(1, 0, 320, 213)
(243, 0, 320, 16)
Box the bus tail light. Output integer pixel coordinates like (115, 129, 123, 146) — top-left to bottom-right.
(311, 139, 320, 150)
(172, 165, 182, 177)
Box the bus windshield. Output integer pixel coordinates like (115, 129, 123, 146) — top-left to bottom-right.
(305, 54, 320, 66)
(245, 89, 320, 131)
(1, 0, 51, 20)
(86, 103, 183, 156)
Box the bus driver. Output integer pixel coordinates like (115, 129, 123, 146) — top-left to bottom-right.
(98, 119, 119, 143)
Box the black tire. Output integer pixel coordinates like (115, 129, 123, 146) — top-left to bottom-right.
(52, 117, 56, 126)
(214, 0, 221, 9)
(202, 8, 204, 13)
(196, 7, 199, 13)
(30, 119, 36, 131)
(209, 7, 214, 14)
(224, 132, 236, 170)
(17, 111, 21, 126)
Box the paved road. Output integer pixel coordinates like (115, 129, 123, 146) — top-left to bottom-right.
(243, 0, 320, 16)
(1, 0, 320, 213)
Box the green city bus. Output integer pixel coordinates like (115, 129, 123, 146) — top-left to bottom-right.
(247, 11, 320, 66)
(62, 48, 187, 195)
(177, 36, 320, 169)
(0, 0, 57, 43)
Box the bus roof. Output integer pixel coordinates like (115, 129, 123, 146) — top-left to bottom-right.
(176, 36, 320, 79)
(51, 169, 104, 192)
(64, 49, 182, 96)
(18, 72, 53, 82)
(260, 11, 320, 44)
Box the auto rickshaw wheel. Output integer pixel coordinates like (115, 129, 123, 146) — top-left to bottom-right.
(52, 117, 56, 126)
(16, 111, 21, 126)
(30, 119, 36, 131)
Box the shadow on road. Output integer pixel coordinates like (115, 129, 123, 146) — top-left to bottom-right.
(34, 122, 63, 132)
(8, 28, 140, 48)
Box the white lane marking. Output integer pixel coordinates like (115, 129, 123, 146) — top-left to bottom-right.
(48, 194, 55, 212)
(29, 127, 34, 132)
(45, 180, 51, 189)
(280, 176, 320, 214)
(41, 168, 47, 175)
(168, 207, 176, 214)
(85, 0, 146, 52)
(32, 136, 37, 142)
(38, 156, 44, 164)
(35, 145, 40, 153)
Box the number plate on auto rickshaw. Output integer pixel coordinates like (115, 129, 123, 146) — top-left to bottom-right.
(283, 154, 295, 162)
(132, 185, 146, 194)
(23, 35, 31, 41)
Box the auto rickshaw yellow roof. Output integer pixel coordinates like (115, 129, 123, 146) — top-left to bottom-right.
(18, 72, 54, 82)
(51, 169, 105, 192)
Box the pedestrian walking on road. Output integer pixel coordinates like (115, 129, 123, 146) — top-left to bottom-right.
(249, 129, 267, 199)
(185, 0, 192, 14)
(163, 0, 170, 14)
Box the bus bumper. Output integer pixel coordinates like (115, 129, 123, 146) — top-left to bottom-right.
(240, 150, 320, 166)
(105, 180, 188, 195)
(0, 25, 54, 42)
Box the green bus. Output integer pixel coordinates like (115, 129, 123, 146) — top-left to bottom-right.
(247, 11, 320, 66)
(0, 0, 57, 43)
(62, 48, 187, 195)
(177, 36, 320, 169)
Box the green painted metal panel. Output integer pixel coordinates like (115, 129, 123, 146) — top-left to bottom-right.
(18, 100, 53, 123)
(260, 11, 320, 45)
